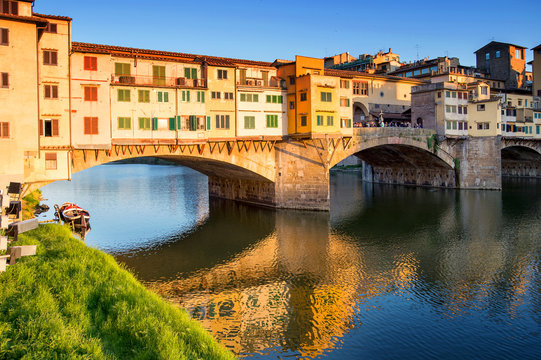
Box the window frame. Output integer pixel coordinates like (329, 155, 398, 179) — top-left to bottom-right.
(43, 50, 58, 66)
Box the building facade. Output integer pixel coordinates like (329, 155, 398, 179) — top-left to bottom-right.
(475, 41, 527, 90)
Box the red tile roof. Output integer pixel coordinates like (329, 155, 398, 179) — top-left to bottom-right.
(324, 68, 425, 83)
(71, 42, 274, 68)
(33, 13, 72, 22)
(0, 13, 47, 25)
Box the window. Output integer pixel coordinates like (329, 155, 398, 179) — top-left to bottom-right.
(215, 115, 230, 129)
(138, 90, 150, 103)
(84, 86, 97, 101)
(301, 116, 307, 126)
(45, 153, 57, 170)
(217, 69, 228, 80)
(340, 98, 350, 107)
(496, 50, 501, 58)
(445, 91, 450, 98)
(0, 28, 8, 46)
(244, 116, 255, 129)
(485, 53, 490, 60)
(536, 125, 540, 135)
(446, 121, 451, 130)
(437, 92, 442, 98)
(289, 101, 295, 110)
(240, 93, 258, 102)
(353, 81, 368, 96)
(224, 92, 234, 100)
(117, 89, 130, 102)
(0, 1, 18, 15)
(266, 95, 283, 103)
(300, 92, 307, 101)
(326, 116, 334, 126)
(316, 115, 323, 126)
(321, 92, 332, 102)
(458, 106, 462, 115)
(118, 117, 131, 130)
(463, 106, 468, 114)
(84, 117, 98, 135)
(481, 87, 488, 95)
(340, 80, 350, 89)
(138, 117, 151, 130)
(1, 72, 8, 88)
(0, 122, 9, 138)
(515, 49, 522, 59)
(413, 70, 420, 76)
(341, 118, 352, 128)
(289, 76, 295, 85)
(182, 90, 191, 102)
(421, 68, 429, 74)
(266, 114, 278, 128)
(40, 119, 59, 137)
(83, 56, 97, 71)
(153, 66, 166, 86)
(157, 91, 169, 103)
(452, 91, 456, 98)
(43, 50, 58, 66)
(197, 91, 205, 103)
(517, 99, 522, 106)
(184, 68, 197, 79)
(477, 104, 485, 111)
(211, 91, 221, 99)
(115, 63, 131, 76)
(44, 23, 57, 34)
(44, 84, 59, 99)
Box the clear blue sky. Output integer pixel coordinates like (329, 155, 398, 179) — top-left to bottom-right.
(35, 0, 540, 68)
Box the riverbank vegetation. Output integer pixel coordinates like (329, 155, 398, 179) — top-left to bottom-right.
(0, 224, 235, 359)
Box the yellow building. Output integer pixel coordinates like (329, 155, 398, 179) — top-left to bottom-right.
(0, 1, 72, 188)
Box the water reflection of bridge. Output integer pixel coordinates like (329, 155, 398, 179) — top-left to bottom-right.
(124, 185, 539, 358)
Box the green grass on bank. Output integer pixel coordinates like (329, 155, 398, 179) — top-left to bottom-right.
(0, 225, 235, 360)
(21, 189, 42, 220)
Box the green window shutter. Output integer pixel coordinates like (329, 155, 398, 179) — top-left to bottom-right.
(201, 92, 205, 103)
(139, 118, 143, 129)
(184, 68, 191, 79)
(187, 91, 190, 102)
(240, 94, 246, 102)
(278, 95, 283, 103)
(158, 92, 163, 102)
(118, 117, 123, 129)
(190, 116, 197, 131)
(254, 94, 258, 102)
(164, 92, 169, 102)
(206, 116, 210, 130)
(169, 117, 176, 130)
(182, 91, 186, 101)
(272, 95, 277, 103)
(176, 115, 182, 130)
(152, 117, 158, 130)
(191, 68, 197, 80)
(266, 95, 271, 103)
(197, 91, 201, 102)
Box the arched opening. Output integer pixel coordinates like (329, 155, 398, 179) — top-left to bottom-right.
(416, 117, 423, 128)
(353, 102, 370, 127)
(352, 144, 455, 188)
(501, 146, 541, 178)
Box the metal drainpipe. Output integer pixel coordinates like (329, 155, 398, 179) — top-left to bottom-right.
(67, 20, 72, 180)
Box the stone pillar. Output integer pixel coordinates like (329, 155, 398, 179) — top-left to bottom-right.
(208, 176, 276, 208)
(361, 161, 373, 182)
(455, 136, 502, 190)
(273, 141, 330, 211)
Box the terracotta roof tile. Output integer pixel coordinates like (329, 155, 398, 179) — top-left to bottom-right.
(33, 13, 72, 21)
(0, 13, 47, 25)
(71, 42, 274, 68)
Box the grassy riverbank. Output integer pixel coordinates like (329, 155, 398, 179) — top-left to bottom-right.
(0, 224, 235, 359)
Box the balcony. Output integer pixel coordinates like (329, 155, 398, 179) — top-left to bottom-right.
(111, 75, 207, 88)
(236, 76, 285, 89)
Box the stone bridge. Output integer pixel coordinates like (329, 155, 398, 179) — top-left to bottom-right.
(36, 129, 541, 211)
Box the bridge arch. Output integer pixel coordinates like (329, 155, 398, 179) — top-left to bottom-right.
(353, 101, 370, 126)
(500, 141, 541, 178)
(331, 128, 456, 188)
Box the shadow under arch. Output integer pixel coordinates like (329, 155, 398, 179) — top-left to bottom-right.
(501, 145, 541, 178)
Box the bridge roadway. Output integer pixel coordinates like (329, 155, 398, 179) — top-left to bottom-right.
(36, 128, 541, 210)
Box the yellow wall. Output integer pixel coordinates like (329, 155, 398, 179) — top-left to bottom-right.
(311, 75, 340, 135)
(206, 65, 236, 139)
(0, 18, 38, 187)
(467, 100, 501, 137)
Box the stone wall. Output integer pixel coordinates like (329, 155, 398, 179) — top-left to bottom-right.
(208, 176, 276, 207)
(371, 166, 456, 187)
(454, 136, 501, 189)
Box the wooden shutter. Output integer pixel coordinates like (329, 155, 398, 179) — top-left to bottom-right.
(0, 122, 9, 137)
(184, 68, 190, 79)
(169, 117, 176, 130)
(201, 92, 204, 103)
(1, 72, 7, 87)
(152, 118, 158, 130)
(52, 119, 59, 136)
(51, 51, 57, 65)
(206, 116, 210, 130)
(44, 85, 51, 98)
(39, 120, 43, 135)
(225, 115, 230, 129)
(52, 85, 58, 99)
(1, 28, 8, 45)
(186, 91, 190, 102)
(84, 117, 91, 134)
(158, 92, 162, 102)
(176, 116, 181, 130)
(191, 68, 197, 80)
(92, 117, 98, 134)
(164, 92, 169, 102)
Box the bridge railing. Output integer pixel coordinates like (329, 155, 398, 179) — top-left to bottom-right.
(353, 127, 435, 138)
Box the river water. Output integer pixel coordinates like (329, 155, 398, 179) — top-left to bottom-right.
(40, 164, 541, 359)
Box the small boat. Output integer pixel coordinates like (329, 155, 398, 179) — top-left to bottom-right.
(55, 202, 91, 231)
